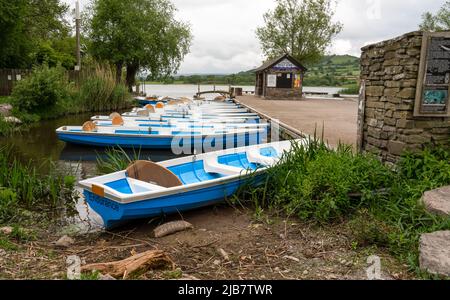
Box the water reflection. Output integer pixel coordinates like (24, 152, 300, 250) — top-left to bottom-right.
(0, 112, 183, 232)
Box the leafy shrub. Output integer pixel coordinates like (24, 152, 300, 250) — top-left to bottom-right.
(11, 65, 73, 114)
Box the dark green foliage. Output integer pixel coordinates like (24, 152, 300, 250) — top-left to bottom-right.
(10, 65, 73, 114)
(0, 0, 72, 69)
(0, 0, 31, 68)
(33, 39, 77, 70)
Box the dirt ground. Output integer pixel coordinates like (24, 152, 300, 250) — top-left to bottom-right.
(236, 96, 358, 147)
(0, 205, 414, 280)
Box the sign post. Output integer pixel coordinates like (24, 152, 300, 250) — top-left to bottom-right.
(414, 32, 450, 117)
(75, 0, 81, 71)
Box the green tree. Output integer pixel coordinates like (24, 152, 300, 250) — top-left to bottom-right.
(0, 0, 72, 68)
(88, 0, 192, 91)
(420, 1, 450, 31)
(0, 0, 31, 68)
(25, 0, 70, 40)
(256, 0, 342, 66)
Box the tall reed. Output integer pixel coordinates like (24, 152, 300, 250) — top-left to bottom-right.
(0, 147, 77, 223)
(77, 63, 132, 112)
(96, 147, 142, 174)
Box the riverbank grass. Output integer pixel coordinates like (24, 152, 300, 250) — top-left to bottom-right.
(0, 147, 78, 225)
(235, 138, 450, 275)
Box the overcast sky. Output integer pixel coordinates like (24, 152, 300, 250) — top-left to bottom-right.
(67, 0, 445, 74)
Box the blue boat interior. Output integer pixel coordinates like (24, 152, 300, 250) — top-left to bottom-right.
(168, 161, 225, 185)
(105, 179, 133, 194)
(172, 131, 201, 135)
(115, 130, 160, 135)
(138, 124, 176, 128)
(102, 147, 280, 193)
(260, 147, 278, 158)
(218, 152, 259, 171)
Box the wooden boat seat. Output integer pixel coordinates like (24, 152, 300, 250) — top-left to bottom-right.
(109, 112, 121, 120)
(145, 104, 156, 113)
(203, 155, 244, 176)
(111, 115, 124, 126)
(82, 121, 98, 132)
(247, 148, 278, 167)
(126, 161, 183, 188)
(168, 100, 182, 106)
(136, 109, 150, 117)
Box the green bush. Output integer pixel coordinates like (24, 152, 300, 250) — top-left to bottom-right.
(11, 65, 73, 114)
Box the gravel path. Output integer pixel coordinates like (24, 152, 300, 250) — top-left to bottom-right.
(236, 96, 358, 147)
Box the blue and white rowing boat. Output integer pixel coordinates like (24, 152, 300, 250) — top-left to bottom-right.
(91, 114, 260, 123)
(56, 125, 266, 149)
(78, 140, 300, 228)
(92, 119, 269, 130)
(122, 110, 259, 118)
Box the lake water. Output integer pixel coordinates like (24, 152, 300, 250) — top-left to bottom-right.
(139, 84, 343, 98)
(1, 84, 344, 174)
(0, 84, 343, 230)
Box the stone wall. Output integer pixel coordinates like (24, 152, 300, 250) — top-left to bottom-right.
(264, 87, 303, 100)
(359, 31, 450, 163)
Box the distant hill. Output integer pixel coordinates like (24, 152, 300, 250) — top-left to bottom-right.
(303, 55, 360, 87)
(148, 55, 360, 87)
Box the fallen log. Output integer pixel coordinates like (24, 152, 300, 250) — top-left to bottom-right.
(81, 250, 174, 279)
(154, 221, 194, 238)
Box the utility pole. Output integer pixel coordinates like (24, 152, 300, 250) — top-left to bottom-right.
(75, 0, 81, 71)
